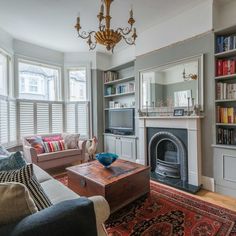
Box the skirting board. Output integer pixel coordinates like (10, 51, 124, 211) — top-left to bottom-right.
(201, 176, 215, 192)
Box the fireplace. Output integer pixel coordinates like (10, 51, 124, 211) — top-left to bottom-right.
(148, 128, 188, 179)
(138, 116, 202, 193)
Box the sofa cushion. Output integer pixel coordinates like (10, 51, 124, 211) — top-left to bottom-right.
(43, 140, 65, 153)
(0, 182, 38, 225)
(43, 135, 62, 142)
(26, 136, 45, 154)
(0, 164, 52, 211)
(0, 145, 9, 158)
(62, 133, 80, 149)
(40, 179, 79, 204)
(33, 164, 53, 183)
(37, 149, 81, 162)
(0, 151, 26, 171)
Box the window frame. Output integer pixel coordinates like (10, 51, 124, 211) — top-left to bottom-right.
(17, 59, 62, 101)
(66, 64, 92, 138)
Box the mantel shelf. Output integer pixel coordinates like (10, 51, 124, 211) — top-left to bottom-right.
(138, 116, 204, 119)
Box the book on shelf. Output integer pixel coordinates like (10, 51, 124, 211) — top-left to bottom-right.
(217, 127, 235, 145)
(216, 106, 235, 123)
(216, 59, 236, 76)
(216, 35, 236, 53)
(105, 82, 135, 96)
(104, 71, 118, 83)
(216, 82, 236, 100)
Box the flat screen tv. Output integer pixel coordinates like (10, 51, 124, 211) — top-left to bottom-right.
(108, 108, 134, 135)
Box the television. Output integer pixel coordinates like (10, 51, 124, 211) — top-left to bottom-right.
(108, 108, 134, 135)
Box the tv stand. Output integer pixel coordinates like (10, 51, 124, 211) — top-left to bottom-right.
(103, 133, 137, 162)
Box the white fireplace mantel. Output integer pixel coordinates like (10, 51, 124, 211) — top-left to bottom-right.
(138, 116, 203, 186)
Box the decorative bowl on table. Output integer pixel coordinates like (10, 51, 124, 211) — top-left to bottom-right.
(96, 153, 118, 168)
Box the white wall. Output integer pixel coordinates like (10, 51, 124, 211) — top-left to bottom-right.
(213, 0, 236, 30)
(111, 0, 213, 63)
(0, 27, 13, 54)
(13, 39, 64, 66)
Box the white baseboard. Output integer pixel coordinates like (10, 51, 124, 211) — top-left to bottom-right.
(201, 176, 215, 192)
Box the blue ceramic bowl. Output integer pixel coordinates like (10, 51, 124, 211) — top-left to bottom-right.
(96, 153, 118, 168)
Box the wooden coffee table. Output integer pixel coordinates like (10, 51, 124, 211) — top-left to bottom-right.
(66, 159, 150, 212)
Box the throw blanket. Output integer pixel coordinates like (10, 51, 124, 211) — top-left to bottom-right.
(0, 198, 97, 236)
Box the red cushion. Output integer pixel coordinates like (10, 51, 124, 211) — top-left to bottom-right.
(43, 135, 62, 142)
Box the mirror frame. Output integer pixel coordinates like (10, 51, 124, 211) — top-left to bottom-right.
(139, 54, 204, 112)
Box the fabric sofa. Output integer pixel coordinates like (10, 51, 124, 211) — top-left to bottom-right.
(23, 133, 87, 170)
(0, 164, 110, 236)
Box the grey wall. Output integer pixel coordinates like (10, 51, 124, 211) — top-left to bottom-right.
(92, 69, 104, 152)
(135, 32, 214, 177)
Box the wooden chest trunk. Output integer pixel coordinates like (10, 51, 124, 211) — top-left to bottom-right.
(67, 159, 150, 212)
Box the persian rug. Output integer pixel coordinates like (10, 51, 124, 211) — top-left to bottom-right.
(55, 174, 236, 236)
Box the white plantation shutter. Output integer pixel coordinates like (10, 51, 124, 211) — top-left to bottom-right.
(9, 101, 16, 143)
(0, 99, 8, 144)
(52, 103, 63, 133)
(66, 103, 76, 133)
(19, 102, 34, 137)
(77, 102, 89, 137)
(37, 103, 49, 134)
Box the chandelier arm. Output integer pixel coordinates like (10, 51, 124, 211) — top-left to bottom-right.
(78, 30, 96, 39)
(117, 26, 133, 36)
(122, 35, 136, 45)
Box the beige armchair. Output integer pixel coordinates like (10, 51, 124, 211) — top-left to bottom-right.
(23, 133, 87, 170)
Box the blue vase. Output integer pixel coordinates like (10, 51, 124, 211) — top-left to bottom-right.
(96, 153, 118, 168)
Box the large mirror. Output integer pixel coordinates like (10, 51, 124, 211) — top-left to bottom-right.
(139, 54, 204, 115)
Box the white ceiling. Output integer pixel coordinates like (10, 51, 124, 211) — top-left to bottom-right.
(0, 0, 208, 53)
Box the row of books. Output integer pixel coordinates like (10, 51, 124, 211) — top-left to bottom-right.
(217, 127, 235, 145)
(104, 71, 118, 83)
(216, 82, 236, 100)
(216, 59, 236, 76)
(105, 83, 135, 96)
(216, 35, 236, 53)
(216, 106, 235, 123)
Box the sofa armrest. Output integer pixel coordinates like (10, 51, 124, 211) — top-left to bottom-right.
(22, 146, 37, 164)
(89, 196, 110, 225)
(78, 140, 87, 159)
(0, 198, 98, 236)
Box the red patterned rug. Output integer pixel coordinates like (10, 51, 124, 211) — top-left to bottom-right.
(54, 174, 236, 236)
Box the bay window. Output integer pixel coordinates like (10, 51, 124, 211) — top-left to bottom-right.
(18, 61, 61, 101)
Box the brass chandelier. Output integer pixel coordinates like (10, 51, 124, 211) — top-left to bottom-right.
(75, 0, 137, 52)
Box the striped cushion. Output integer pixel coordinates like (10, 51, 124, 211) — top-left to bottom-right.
(0, 164, 52, 211)
(43, 140, 65, 153)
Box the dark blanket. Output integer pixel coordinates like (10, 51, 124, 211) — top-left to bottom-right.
(0, 198, 97, 236)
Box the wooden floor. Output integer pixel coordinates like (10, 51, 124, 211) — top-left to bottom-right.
(196, 189, 236, 212)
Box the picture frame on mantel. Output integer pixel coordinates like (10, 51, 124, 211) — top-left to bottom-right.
(173, 109, 184, 116)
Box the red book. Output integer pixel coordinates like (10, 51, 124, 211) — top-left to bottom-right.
(230, 59, 236, 74)
(223, 59, 229, 75)
(217, 59, 223, 76)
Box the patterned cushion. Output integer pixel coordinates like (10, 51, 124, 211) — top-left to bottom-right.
(62, 133, 80, 149)
(0, 164, 52, 211)
(0, 182, 38, 225)
(43, 140, 65, 153)
(26, 136, 45, 154)
(43, 135, 62, 142)
(0, 145, 9, 158)
(0, 151, 26, 171)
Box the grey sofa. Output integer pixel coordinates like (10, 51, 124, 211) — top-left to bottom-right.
(23, 133, 87, 170)
(0, 164, 110, 236)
